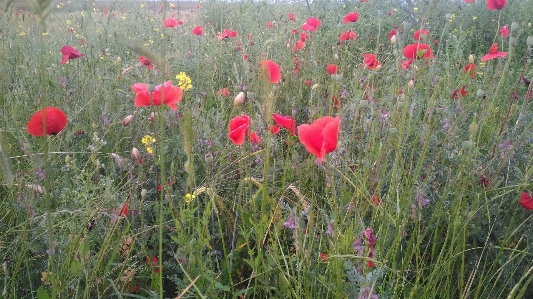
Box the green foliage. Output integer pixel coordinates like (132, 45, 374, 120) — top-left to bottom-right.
(1, 0, 533, 298)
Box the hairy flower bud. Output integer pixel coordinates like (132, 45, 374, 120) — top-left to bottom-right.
(122, 115, 133, 127)
(131, 148, 142, 165)
(468, 54, 474, 64)
(234, 92, 245, 106)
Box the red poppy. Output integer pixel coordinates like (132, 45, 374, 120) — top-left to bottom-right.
(343, 12, 359, 24)
(268, 125, 281, 135)
(138, 56, 154, 69)
(403, 43, 434, 59)
(132, 81, 183, 110)
(218, 28, 237, 40)
(320, 252, 328, 262)
(272, 114, 296, 136)
(146, 256, 162, 273)
(499, 25, 509, 38)
(288, 12, 295, 22)
(301, 17, 321, 32)
(119, 202, 129, 217)
(192, 25, 204, 35)
(362, 54, 380, 70)
(371, 194, 381, 206)
(266, 21, 273, 28)
(388, 29, 397, 40)
(481, 43, 507, 61)
(60, 46, 84, 64)
(464, 63, 476, 78)
(249, 131, 262, 144)
(413, 29, 429, 41)
(216, 87, 230, 97)
(228, 115, 250, 145)
(486, 0, 506, 10)
(26, 107, 68, 136)
(297, 116, 341, 163)
(451, 86, 467, 100)
(300, 32, 309, 42)
(293, 40, 306, 52)
(339, 30, 357, 41)
(304, 79, 314, 86)
(519, 192, 533, 210)
(326, 64, 338, 75)
(260, 60, 281, 84)
(331, 95, 341, 108)
(163, 18, 179, 28)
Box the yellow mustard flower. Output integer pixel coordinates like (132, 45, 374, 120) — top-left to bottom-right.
(184, 193, 196, 203)
(141, 135, 156, 146)
(176, 72, 193, 91)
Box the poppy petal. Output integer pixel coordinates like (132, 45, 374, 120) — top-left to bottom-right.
(27, 107, 68, 136)
(260, 60, 281, 84)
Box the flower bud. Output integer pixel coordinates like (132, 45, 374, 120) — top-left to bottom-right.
(476, 89, 485, 98)
(234, 92, 245, 106)
(122, 115, 133, 126)
(469, 122, 478, 136)
(311, 84, 319, 90)
(408, 79, 415, 89)
(205, 153, 214, 165)
(141, 188, 147, 198)
(149, 112, 157, 122)
(527, 36, 533, 47)
(247, 91, 256, 100)
(131, 147, 142, 165)
(334, 53, 339, 60)
(234, 85, 242, 92)
(390, 35, 397, 44)
(462, 140, 474, 151)
(468, 54, 474, 64)
(147, 83, 155, 92)
(359, 100, 369, 109)
(111, 153, 124, 168)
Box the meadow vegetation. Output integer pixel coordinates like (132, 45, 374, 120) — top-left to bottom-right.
(1, 0, 533, 298)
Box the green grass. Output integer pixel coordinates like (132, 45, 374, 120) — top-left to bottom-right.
(1, 0, 533, 298)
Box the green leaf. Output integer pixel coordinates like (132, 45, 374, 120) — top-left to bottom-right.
(215, 282, 230, 292)
(36, 286, 50, 299)
(70, 260, 82, 275)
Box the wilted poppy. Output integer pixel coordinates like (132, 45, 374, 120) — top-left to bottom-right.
(300, 32, 309, 42)
(486, 0, 507, 10)
(293, 40, 306, 52)
(297, 116, 341, 163)
(413, 29, 429, 40)
(132, 81, 183, 110)
(60, 46, 84, 64)
(451, 86, 467, 100)
(163, 18, 179, 28)
(216, 87, 230, 97)
(520, 192, 533, 210)
(301, 17, 321, 32)
(464, 63, 476, 78)
(192, 25, 204, 35)
(499, 25, 509, 38)
(26, 107, 68, 136)
(481, 43, 507, 61)
(218, 28, 237, 40)
(228, 115, 250, 145)
(249, 132, 262, 144)
(343, 12, 359, 24)
(273, 114, 296, 136)
(362, 54, 380, 70)
(260, 60, 281, 84)
(326, 64, 338, 75)
(138, 56, 154, 69)
(339, 30, 357, 42)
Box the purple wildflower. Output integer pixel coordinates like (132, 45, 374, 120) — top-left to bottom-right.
(283, 215, 299, 229)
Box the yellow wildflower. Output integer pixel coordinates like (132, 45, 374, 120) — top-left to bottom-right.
(184, 193, 195, 203)
(141, 135, 156, 146)
(146, 147, 153, 155)
(176, 72, 193, 91)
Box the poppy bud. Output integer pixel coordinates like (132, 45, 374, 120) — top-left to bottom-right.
(205, 153, 214, 165)
(527, 36, 533, 47)
(371, 109, 379, 118)
(390, 35, 397, 44)
(131, 147, 142, 165)
(111, 153, 124, 168)
(234, 85, 242, 92)
(511, 22, 519, 31)
(147, 83, 155, 92)
(334, 53, 339, 60)
(141, 188, 148, 198)
(468, 54, 474, 64)
(247, 91, 256, 100)
(408, 79, 415, 89)
(234, 92, 245, 106)
(469, 122, 478, 136)
(462, 140, 474, 151)
(122, 115, 133, 126)
(359, 100, 369, 109)
(476, 89, 485, 98)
